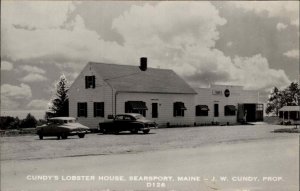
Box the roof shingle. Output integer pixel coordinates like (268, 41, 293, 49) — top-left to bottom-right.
(90, 62, 196, 94)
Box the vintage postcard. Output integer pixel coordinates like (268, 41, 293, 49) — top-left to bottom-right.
(1, 1, 299, 191)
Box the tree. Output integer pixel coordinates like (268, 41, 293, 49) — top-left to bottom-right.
(9, 117, 20, 129)
(20, 113, 37, 128)
(266, 82, 300, 116)
(0, 116, 18, 130)
(50, 74, 69, 117)
(266, 87, 282, 116)
(283, 82, 300, 106)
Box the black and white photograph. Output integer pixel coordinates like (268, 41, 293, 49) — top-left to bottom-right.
(1, 1, 299, 190)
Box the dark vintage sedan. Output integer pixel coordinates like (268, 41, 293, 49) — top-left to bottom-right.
(99, 113, 157, 134)
(36, 117, 89, 140)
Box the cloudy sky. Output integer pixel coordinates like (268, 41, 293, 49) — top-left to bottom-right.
(1, 1, 299, 119)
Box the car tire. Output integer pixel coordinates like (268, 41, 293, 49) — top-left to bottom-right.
(57, 135, 61, 140)
(61, 133, 68, 139)
(99, 124, 107, 134)
(101, 128, 108, 134)
(39, 134, 43, 140)
(78, 133, 85, 138)
(143, 129, 150, 134)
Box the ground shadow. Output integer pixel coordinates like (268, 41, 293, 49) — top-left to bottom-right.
(97, 132, 155, 135)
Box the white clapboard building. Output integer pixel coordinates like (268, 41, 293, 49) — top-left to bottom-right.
(68, 58, 197, 129)
(68, 58, 263, 129)
(194, 85, 263, 125)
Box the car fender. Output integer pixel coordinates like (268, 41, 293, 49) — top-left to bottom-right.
(36, 127, 43, 135)
(131, 122, 145, 129)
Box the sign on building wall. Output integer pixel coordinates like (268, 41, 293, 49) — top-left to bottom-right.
(212, 90, 223, 95)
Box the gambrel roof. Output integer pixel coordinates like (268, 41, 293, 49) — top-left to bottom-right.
(89, 62, 196, 94)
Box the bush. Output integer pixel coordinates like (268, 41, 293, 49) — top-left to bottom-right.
(0, 116, 20, 130)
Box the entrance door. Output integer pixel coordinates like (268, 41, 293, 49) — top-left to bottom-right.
(255, 104, 264, 121)
(214, 104, 219, 117)
(152, 103, 158, 118)
(244, 104, 256, 122)
(237, 104, 245, 122)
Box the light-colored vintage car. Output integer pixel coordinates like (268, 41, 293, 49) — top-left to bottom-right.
(36, 117, 89, 140)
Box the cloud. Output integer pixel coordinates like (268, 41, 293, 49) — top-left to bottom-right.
(1, 83, 32, 110)
(231, 54, 290, 90)
(276, 22, 287, 31)
(231, 1, 299, 27)
(291, 19, 299, 27)
(283, 49, 299, 59)
(1, 83, 32, 100)
(27, 99, 50, 110)
(2, 15, 110, 62)
(110, 2, 290, 91)
(1, 1, 292, 94)
(0, 96, 20, 110)
(1, 61, 13, 71)
(2, 1, 74, 29)
(19, 65, 45, 74)
(112, 2, 226, 49)
(21, 74, 48, 82)
(226, 41, 233, 47)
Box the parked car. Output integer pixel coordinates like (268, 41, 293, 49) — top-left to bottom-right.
(36, 117, 89, 140)
(99, 113, 157, 134)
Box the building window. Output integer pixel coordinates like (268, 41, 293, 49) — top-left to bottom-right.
(152, 103, 158, 118)
(224, 105, 236, 116)
(125, 101, 148, 117)
(195, 105, 209, 116)
(78, 102, 87, 117)
(173, 102, 186, 117)
(214, 104, 219, 117)
(85, 76, 95, 89)
(256, 104, 263, 111)
(94, 102, 104, 117)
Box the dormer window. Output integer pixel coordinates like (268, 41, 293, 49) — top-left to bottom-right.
(85, 76, 95, 89)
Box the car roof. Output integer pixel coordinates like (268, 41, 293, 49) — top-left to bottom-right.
(116, 113, 142, 117)
(49, 117, 76, 120)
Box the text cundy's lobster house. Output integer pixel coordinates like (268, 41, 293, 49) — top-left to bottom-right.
(68, 58, 263, 130)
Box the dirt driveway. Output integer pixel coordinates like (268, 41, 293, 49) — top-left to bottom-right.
(0, 124, 296, 161)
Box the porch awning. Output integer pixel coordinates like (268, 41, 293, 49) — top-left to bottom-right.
(279, 106, 300, 112)
(174, 102, 187, 110)
(127, 101, 148, 110)
(197, 105, 209, 111)
(225, 105, 236, 111)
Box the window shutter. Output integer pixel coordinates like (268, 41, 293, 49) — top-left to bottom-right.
(92, 76, 95, 88)
(77, 103, 80, 117)
(101, 102, 104, 117)
(173, 103, 176, 117)
(85, 76, 88, 89)
(125, 102, 129, 113)
(84, 103, 88, 117)
(93, 102, 96, 117)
